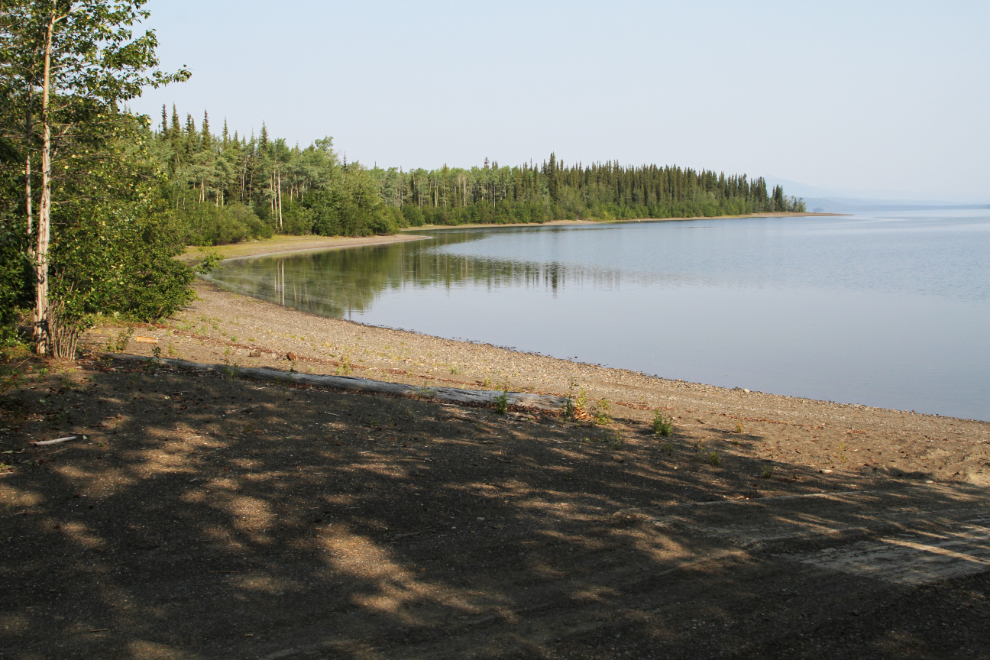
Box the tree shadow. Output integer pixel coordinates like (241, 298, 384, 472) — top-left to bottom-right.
(1, 359, 988, 658)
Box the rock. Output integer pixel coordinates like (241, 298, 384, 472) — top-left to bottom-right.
(249, 349, 262, 358)
(286, 351, 297, 361)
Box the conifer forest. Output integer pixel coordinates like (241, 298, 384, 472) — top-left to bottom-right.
(157, 106, 805, 245)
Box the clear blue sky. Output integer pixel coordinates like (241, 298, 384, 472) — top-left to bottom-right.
(129, 0, 989, 201)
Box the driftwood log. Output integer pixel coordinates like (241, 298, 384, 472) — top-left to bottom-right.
(105, 353, 569, 411)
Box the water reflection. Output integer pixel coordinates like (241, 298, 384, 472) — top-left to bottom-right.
(209, 229, 641, 318)
(207, 215, 990, 420)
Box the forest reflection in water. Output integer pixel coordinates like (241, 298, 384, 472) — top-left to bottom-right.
(209, 227, 638, 320)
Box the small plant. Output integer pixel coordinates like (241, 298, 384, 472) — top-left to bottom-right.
(481, 376, 493, 389)
(761, 464, 775, 479)
(837, 441, 849, 463)
(652, 410, 673, 437)
(494, 390, 509, 415)
(734, 422, 744, 434)
(152, 346, 162, 360)
(660, 442, 674, 456)
(449, 364, 460, 375)
(565, 381, 589, 419)
(707, 451, 721, 466)
(592, 398, 612, 425)
(166, 343, 178, 358)
(608, 428, 624, 450)
(336, 354, 353, 375)
(112, 327, 133, 352)
(220, 365, 237, 379)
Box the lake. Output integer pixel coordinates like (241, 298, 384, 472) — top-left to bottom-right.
(207, 210, 990, 421)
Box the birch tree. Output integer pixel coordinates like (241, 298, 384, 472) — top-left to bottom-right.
(0, 0, 189, 353)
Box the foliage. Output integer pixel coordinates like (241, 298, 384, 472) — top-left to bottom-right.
(153, 107, 804, 244)
(0, 0, 191, 355)
(652, 410, 674, 437)
(43, 116, 195, 348)
(494, 383, 510, 415)
(0, 153, 31, 346)
(592, 398, 612, 425)
(193, 249, 223, 274)
(564, 381, 588, 419)
(173, 202, 271, 245)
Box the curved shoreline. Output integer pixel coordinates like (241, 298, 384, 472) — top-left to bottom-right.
(179, 233, 428, 263)
(182, 211, 842, 263)
(188, 218, 983, 426)
(87, 275, 990, 486)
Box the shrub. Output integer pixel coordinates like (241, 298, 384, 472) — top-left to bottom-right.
(652, 410, 674, 437)
(174, 202, 272, 245)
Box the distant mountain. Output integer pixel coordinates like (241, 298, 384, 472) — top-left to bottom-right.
(764, 176, 989, 213)
(801, 198, 990, 213)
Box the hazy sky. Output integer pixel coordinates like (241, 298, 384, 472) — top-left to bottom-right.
(130, 0, 989, 201)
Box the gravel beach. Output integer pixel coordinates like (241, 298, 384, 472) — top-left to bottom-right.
(3, 231, 987, 659)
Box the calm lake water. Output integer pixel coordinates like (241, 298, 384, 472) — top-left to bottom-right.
(208, 211, 990, 421)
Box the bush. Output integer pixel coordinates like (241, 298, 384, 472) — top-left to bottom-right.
(174, 202, 272, 246)
(280, 201, 314, 235)
(402, 205, 425, 227)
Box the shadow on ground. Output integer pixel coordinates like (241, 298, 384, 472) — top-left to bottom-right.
(1, 357, 988, 659)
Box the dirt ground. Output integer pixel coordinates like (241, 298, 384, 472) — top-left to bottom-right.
(2, 257, 989, 658)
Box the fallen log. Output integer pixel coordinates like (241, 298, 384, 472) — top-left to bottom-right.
(104, 354, 569, 411)
(32, 435, 78, 446)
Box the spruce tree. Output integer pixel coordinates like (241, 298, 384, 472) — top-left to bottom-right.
(201, 110, 210, 149)
(170, 104, 181, 142)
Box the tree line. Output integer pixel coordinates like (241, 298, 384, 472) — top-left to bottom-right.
(156, 109, 803, 242)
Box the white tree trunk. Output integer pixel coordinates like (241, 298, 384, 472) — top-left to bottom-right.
(277, 166, 283, 230)
(34, 8, 57, 354)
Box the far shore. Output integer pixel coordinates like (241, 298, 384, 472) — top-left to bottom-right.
(408, 211, 842, 232)
(181, 211, 841, 263)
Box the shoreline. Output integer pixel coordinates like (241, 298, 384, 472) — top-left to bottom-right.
(406, 211, 842, 232)
(179, 233, 427, 263)
(180, 219, 982, 427)
(182, 211, 843, 263)
(84, 278, 990, 485)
